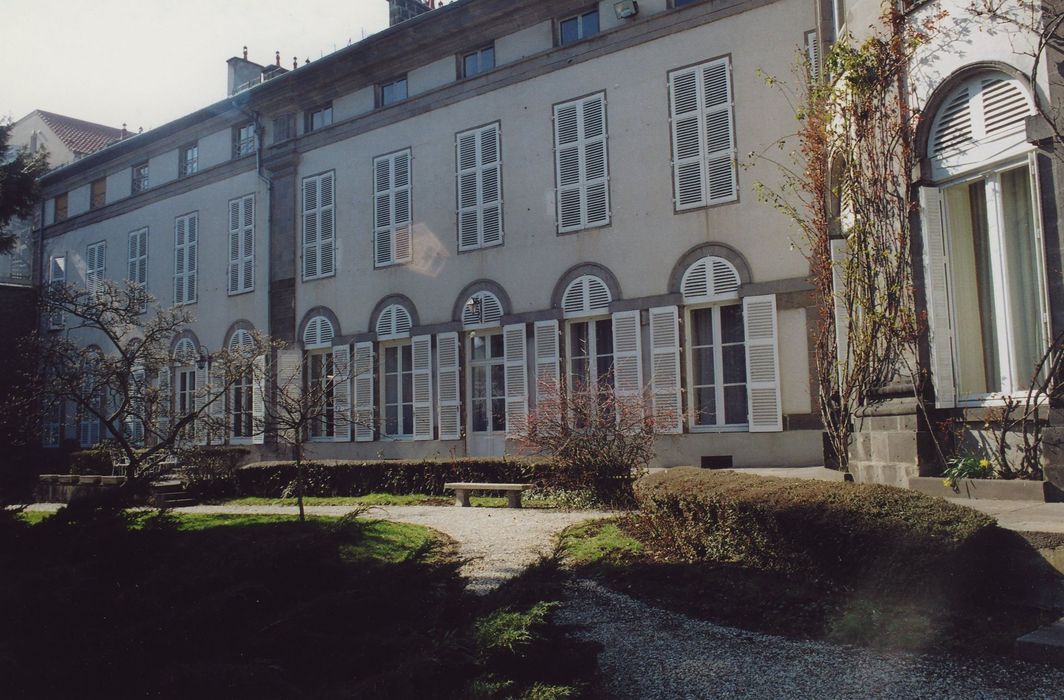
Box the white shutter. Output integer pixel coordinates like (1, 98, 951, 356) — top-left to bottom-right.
(320, 173, 335, 276)
(920, 186, 956, 408)
(208, 366, 226, 444)
(1028, 152, 1052, 357)
(228, 199, 242, 293)
(805, 30, 820, 83)
(533, 320, 561, 411)
(743, 295, 783, 432)
(174, 216, 186, 304)
(670, 57, 736, 210)
(86, 242, 105, 297)
(436, 332, 461, 440)
(503, 323, 528, 436)
(251, 354, 265, 444)
(830, 238, 849, 375)
(128, 228, 147, 288)
(353, 341, 375, 442)
(174, 213, 197, 304)
(612, 311, 644, 419)
(276, 349, 303, 444)
(649, 306, 683, 433)
(555, 93, 609, 232)
(194, 364, 208, 444)
(302, 174, 334, 279)
(411, 334, 433, 440)
(156, 367, 171, 436)
(332, 344, 352, 442)
(229, 196, 255, 294)
(186, 214, 197, 302)
(374, 150, 412, 267)
(457, 123, 503, 251)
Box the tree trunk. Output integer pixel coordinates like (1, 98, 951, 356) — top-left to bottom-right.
(294, 443, 305, 522)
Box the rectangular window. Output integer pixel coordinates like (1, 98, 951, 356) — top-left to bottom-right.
(554, 93, 610, 232)
(273, 113, 296, 143)
(307, 351, 336, 440)
(379, 76, 408, 107)
(373, 149, 413, 267)
(461, 45, 495, 78)
(559, 8, 599, 45)
(131, 162, 149, 194)
(567, 318, 615, 396)
(669, 57, 737, 210)
(176, 367, 197, 420)
(383, 343, 414, 437)
(302, 172, 335, 280)
(127, 227, 148, 291)
(48, 254, 66, 329)
(304, 103, 333, 133)
(456, 123, 503, 251)
(674, 0, 703, 6)
(54, 193, 68, 222)
(174, 212, 198, 305)
(85, 241, 106, 297)
(43, 401, 62, 447)
(231, 371, 254, 439)
(687, 304, 748, 428)
(233, 124, 256, 158)
(470, 333, 506, 433)
(90, 178, 106, 209)
(229, 194, 255, 294)
(179, 143, 199, 177)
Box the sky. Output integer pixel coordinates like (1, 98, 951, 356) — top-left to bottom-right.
(2, 0, 391, 131)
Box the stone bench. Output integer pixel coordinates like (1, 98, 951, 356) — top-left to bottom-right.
(443, 482, 533, 508)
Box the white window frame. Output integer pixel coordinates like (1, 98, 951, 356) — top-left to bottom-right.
(565, 316, 615, 397)
(684, 302, 749, 432)
(229, 194, 255, 294)
(173, 212, 198, 305)
(456, 123, 504, 251)
(554, 92, 610, 233)
(468, 331, 507, 435)
(373, 149, 413, 267)
(234, 123, 256, 158)
(381, 340, 415, 439)
(306, 348, 336, 441)
(131, 162, 149, 194)
(559, 8, 599, 45)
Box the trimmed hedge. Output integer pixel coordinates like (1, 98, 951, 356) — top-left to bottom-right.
(633, 467, 1021, 602)
(235, 457, 562, 498)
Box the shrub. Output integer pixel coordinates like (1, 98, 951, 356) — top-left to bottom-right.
(68, 448, 116, 475)
(176, 446, 250, 500)
(235, 457, 562, 499)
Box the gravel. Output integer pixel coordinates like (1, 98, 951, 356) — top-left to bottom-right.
(556, 578, 1064, 700)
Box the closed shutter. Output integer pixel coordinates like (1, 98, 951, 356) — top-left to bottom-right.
(411, 334, 434, 440)
(303, 173, 335, 279)
(503, 323, 528, 436)
(127, 367, 146, 447)
(128, 228, 147, 288)
(533, 320, 560, 415)
(276, 349, 303, 444)
(332, 344, 352, 442)
(612, 310, 644, 419)
(251, 354, 265, 444)
(669, 57, 736, 210)
(374, 150, 413, 267)
(649, 306, 683, 434)
(830, 239, 849, 374)
(555, 93, 610, 232)
(743, 295, 782, 432)
(805, 30, 820, 83)
(156, 367, 171, 436)
(86, 242, 105, 296)
(320, 173, 335, 276)
(186, 214, 198, 302)
(457, 123, 503, 251)
(208, 366, 226, 444)
(920, 186, 956, 408)
(436, 332, 461, 440)
(353, 341, 376, 442)
(229, 195, 255, 293)
(174, 213, 197, 303)
(194, 364, 208, 444)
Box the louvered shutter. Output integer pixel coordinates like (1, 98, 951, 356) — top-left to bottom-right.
(374, 151, 412, 266)
(743, 295, 782, 432)
(320, 173, 335, 275)
(533, 321, 560, 415)
(156, 367, 171, 436)
(174, 216, 186, 304)
(480, 125, 503, 246)
(228, 199, 242, 293)
(830, 239, 849, 374)
(457, 124, 503, 250)
(276, 349, 303, 443)
(805, 30, 820, 83)
(670, 58, 736, 209)
(1028, 152, 1052, 355)
(353, 341, 375, 441)
(49, 255, 67, 329)
(242, 196, 255, 292)
(436, 332, 461, 440)
(303, 175, 320, 279)
(612, 311, 644, 419)
(332, 344, 352, 442)
(411, 334, 433, 440)
(194, 364, 208, 444)
(128, 229, 147, 287)
(208, 366, 226, 444)
(555, 94, 609, 232)
(649, 306, 683, 433)
(919, 187, 956, 408)
(503, 323, 528, 436)
(86, 242, 105, 297)
(186, 214, 197, 302)
(127, 367, 146, 447)
(251, 354, 265, 444)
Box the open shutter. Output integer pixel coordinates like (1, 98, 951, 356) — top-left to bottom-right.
(805, 30, 820, 83)
(320, 173, 335, 276)
(174, 216, 186, 304)
(332, 344, 352, 442)
(186, 214, 198, 302)
(228, 199, 241, 293)
(374, 157, 392, 266)
(503, 323, 528, 436)
(743, 295, 782, 432)
(649, 306, 683, 433)
(920, 186, 956, 408)
(276, 349, 303, 444)
(1028, 151, 1052, 359)
(393, 152, 412, 264)
(830, 238, 850, 376)
(303, 175, 320, 279)
(242, 195, 255, 292)
(353, 341, 375, 442)
(194, 364, 208, 444)
(208, 365, 226, 444)
(411, 334, 433, 440)
(533, 320, 560, 416)
(612, 311, 644, 419)
(251, 354, 265, 444)
(436, 332, 461, 440)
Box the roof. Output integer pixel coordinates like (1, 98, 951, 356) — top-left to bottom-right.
(34, 110, 125, 157)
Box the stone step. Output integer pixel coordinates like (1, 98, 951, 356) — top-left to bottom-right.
(158, 498, 197, 508)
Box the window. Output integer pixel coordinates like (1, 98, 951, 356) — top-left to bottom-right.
(304, 103, 333, 133)
(90, 178, 106, 209)
(174, 212, 198, 305)
(554, 93, 609, 232)
(674, 0, 704, 6)
(461, 45, 495, 78)
(48, 254, 66, 329)
(229, 194, 255, 294)
(559, 8, 599, 45)
(54, 193, 68, 222)
(273, 113, 296, 143)
(127, 227, 148, 291)
(669, 57, 737, 210)
(379, 76, 408, 107)
(179, 143, 199, 177)
(567, 318, 614, 400)
(176, 367, 197, 425)
(456, 123, 503, 251)
(307, 350, 336, 440)
(383, 343, 413, 437)
(43, 401, 62, 447)
(85, 241, 106, 298)
(469, 333, 505, 433)
(373, 150, 413, 267)
(233, 123, 256, 158)
(302, 172, 335, 280)
(229, 331, 255, 440)
(131, 162, 149, 194)
(687, 305, 748, 429)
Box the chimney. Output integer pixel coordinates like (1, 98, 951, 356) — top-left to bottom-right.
(226, 48, 267, 96)
(387, 0, 433, 27)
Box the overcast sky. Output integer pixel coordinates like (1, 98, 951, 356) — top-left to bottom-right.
(3, 0, 390, 131)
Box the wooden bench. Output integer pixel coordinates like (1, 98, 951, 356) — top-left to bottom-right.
(443, 482, 533, 508)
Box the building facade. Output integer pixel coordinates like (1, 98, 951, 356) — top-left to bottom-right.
(38, 0, 828, 467)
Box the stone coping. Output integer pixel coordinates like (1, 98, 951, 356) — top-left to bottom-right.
(908, 476, 1060, 503)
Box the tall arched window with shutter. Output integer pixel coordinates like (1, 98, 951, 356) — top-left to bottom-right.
(560, 275, 615, 407)
(302, 316, 336, 439)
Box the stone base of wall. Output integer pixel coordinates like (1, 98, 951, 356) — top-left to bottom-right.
(848, 397, 936, 488)
(909, 476, 1061, 502)
(37, 474, 125, 503)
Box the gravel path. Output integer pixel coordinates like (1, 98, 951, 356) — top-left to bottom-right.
(171, 504, 611, 594)
(557, 578, 1064, 699)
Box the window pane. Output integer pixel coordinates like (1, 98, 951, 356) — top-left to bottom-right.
(472, 399, 488, 432)
(596, 356, 614, 386)
(595, 319, 613, 355)
(402, 344, 412, 369)
(385, 405, 398, 435)
(724, 385, 748, 425)
(695, 387, 716, 426)
(482, 46, 494, 70)
(492, 399, 507, 431)
(401, 371, 413, 403)
(583, 10, 599, 36)
(560, 17, 579, 44)
(691, 308, 713, 346)
(693, 348, 715, 385)
(472, 335, 486, 360)
(385, 346, 398, 374)
(722, 345, 746, 384)
(472, 365, 487, 399)
(1001, 165, 1045, 389)
(490, 333, 504, 358)
(386, 373, 398, 404)
(571, 357, 589, 388)
(720, 305, 744, 343)
(464, 52, 478, 77)
(402, 405, 414, 435)
(491, 364, 505, 398)
(570, 322, 589, 357)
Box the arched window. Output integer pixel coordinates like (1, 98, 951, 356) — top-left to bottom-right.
(680, 255, 741, 304)
(375, 304, 413, 340)
(302, 315, 335, 349)
(173, 337, 197, 363)
(462, 291, 504, 329)
(560, 275, 612, 318)
(228, 329, 254, 352)
(227, 329, 258, 441)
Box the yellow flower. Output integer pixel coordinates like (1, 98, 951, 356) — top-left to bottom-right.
(978, 458, 990, 468)
(942, 479, 952, 487)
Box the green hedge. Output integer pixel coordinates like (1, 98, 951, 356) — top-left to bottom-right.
(69, 448, 119, 475)
(235, 457, 562, 498)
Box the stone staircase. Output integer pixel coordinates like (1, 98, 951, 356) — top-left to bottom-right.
(150, 479, 196, 508)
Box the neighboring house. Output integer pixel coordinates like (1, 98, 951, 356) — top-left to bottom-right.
(37, 0, 827, 465)
(837, 0, 1064, 487)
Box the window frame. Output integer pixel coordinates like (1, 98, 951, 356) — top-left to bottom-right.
(54, 193, 68, 223)
(179, 142, 199, 178)
(684, 302, 750, 432)
(380, 340, 415, 439)
(131, 162, 149, 194)
(233, 123, 256, 158)
(306, 348, 336, 441)
(460, 44, 496, 79)
(565, 316, 615, 397)
(378, 76, 408, 107)
(558, 7, 600, 46)
(304, 103, 334, 133)
(467, 331, 507, 435)
(90, 178, 106, 210)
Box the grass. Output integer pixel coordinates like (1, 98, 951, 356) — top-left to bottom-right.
(560, 520, 642, 567)
(223, 493, 561, 508)
(13, 510, 52, 525)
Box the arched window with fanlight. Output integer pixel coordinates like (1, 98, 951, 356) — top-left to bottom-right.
(920, 70, 1048, 406)
(462, 291, 506, 437)
(227, 329, 264, 444)
(302, 315, 337, 440)
(172, 337, 200, 444)
(375, 303, 418, 439)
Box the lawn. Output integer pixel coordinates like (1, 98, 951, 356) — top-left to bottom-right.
(223, 493, 561, 508)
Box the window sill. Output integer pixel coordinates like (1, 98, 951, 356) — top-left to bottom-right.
(301, 272, 336, 283)
(689, 424, 749, 434)
(228, 288, 255, 297)
(230, 437, 253, 445)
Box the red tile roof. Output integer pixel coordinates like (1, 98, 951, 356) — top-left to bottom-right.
(35, 110, 125, 158)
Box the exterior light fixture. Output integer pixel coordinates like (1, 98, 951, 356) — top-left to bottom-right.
(614, 0, 638, 19)
(197, 347, 209, 370)
(465, 296, 483, 323)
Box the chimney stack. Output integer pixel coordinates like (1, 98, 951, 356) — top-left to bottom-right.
(227, 47, 267, 96)
(387, 0, 433, 27)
